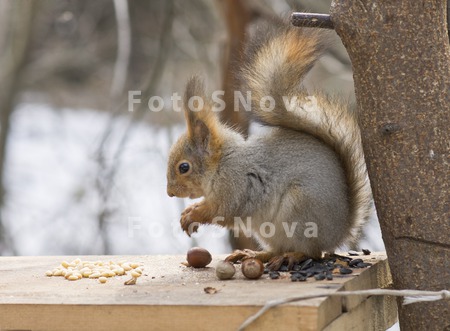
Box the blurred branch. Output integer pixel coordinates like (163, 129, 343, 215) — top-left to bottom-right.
(97, 0, 174, 153)
(95, 0, 132, 254)
(217, 0, 252, 137)
(94, 0, 175, 254)
(110, 0, 131, 99)
(0, 0, 35, 254)
(140, 1, 175, 99)
(106, 0, 175, 169)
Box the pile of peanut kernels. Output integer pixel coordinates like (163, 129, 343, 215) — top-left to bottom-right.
(45, 258, 143, 284)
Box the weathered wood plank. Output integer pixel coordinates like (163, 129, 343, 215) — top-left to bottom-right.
(0, 253, 393, 330)
(340, 254, 393, 311)
(324, 295, 398, 331)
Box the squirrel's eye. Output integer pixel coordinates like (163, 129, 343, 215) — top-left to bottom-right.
(178, 162, 190, 174)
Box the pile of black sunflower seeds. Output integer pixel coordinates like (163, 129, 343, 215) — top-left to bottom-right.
(265, 250, 373, 282)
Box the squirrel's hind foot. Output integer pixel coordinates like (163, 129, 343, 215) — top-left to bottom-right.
(225, 250, 312, 271)
(225, 249, 274, 264)
(266, 252, 310, 271)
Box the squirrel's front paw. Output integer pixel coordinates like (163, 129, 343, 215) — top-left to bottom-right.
(180, 203, 202, 236)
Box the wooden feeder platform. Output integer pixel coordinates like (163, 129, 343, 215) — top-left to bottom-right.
(0, 253, 397, 330)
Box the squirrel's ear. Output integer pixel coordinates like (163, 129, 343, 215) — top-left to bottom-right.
(183, 76, 214, 155)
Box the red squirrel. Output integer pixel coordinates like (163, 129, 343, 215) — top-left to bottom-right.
(167, 23, 372, 270)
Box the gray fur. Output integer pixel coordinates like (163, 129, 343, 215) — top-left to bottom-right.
(202, 127, 349, 257)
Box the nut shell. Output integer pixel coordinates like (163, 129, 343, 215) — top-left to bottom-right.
(186, 247, 212, 268)
(241, 258, 264, 279)
(215, 261, 236, 280)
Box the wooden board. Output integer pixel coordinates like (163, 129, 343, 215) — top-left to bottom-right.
(0, 253, 396, 331)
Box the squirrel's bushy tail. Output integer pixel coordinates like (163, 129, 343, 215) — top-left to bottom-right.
(241, 23, 372, 242)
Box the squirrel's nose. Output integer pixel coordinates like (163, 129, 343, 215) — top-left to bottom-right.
(167, 187, 175, 197)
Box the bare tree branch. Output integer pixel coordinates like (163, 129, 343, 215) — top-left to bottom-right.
(93, 0, 132, 254)
(93, 0, 175, 254)
(110, 0, 131, 99)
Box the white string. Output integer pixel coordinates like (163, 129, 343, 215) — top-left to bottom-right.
(238, 289, 450, 331)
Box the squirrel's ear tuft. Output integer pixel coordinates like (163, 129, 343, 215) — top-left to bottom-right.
(183, 76, 213, 155)
(184, 76, 207, 128)
(184, 75, 205, 106)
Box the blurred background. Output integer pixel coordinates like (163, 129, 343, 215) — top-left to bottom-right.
(0, 0, 384, 256)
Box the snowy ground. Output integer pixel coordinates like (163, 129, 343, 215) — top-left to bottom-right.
(4, 103, 385, 256)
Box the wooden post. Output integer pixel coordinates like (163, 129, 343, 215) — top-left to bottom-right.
(330, 1, 450, 330)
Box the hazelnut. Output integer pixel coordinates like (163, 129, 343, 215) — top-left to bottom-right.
(241, 258, 264, 279)
(186, 247, 212, 268)
(215, 261, 236, 280)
